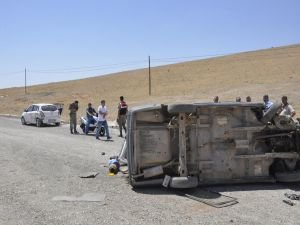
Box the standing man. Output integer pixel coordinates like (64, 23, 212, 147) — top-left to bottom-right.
(117, 96, 128, 137)
(213, 96, 219, 103)
(280, 96, 296, 117)
(85, 103, 97, 135)
(96, 100, 111, 140)
(263, 94, 273, 113)
(246, 96, 251, 102)
(69, 100, 79, 134)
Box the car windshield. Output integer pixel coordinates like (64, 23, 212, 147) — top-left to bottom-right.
(41, 105, 57, 111)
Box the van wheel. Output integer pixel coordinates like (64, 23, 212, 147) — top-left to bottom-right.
(21, 117, 26, 125)
(55, 122, 60, 126)
(36, 118, 42, 127)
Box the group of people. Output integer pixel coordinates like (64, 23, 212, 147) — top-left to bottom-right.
(213, 95, 296, 118)
(263, 94, 296, 118)
(68, 96, 128, 140)
(68, 94, 296, 137)
(213, 96, 252, 103)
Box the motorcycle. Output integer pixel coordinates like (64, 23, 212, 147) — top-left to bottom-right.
(80, 115, 105, 136)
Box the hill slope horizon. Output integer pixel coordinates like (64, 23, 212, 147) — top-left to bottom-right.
(0, 44, 300, 121)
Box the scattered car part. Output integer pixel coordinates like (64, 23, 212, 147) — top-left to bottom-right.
(283, 199, 295, 206)
(52, 192, 105, 203)
(118, 140, 128, 165)
(284, 193, 300, 200)
(169, 176, 199, 189)
(176, 188, 238, 208)
(79, 172, 99, 178)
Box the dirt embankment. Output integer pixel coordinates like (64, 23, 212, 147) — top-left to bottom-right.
(0, 44, 300, 121)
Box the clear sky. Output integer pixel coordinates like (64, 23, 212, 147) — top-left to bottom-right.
(0, 0, 299, 89)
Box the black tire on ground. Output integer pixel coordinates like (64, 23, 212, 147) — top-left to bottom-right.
(260, 103, 281, 124)
(36, 118, 42, 127)
(55, 122, 60, 126)
(168, 104, 196, 114)
(80, 123, 86, 133)
(100, 127, 105, 136)
(21, 117, 26, 125)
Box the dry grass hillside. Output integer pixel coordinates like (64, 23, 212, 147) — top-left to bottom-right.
(0, 44, 300, 122)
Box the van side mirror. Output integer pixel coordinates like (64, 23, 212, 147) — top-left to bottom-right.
(24, 109, 27, 112)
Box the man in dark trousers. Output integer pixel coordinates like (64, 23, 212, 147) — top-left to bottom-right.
(69, 100, 79, 134)
(85, 103, 97, 135)
(117, 96, 128, 137)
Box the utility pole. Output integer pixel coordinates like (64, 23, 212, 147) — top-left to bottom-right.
(25, 67, 27, 94)
(148, 56, 151, 96)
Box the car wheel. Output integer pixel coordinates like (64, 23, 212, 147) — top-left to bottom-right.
(36, 118, 42, 127)
(100, 127, 105, 136)
(21, 117, 26, 125)
(55, 122, 60, 126)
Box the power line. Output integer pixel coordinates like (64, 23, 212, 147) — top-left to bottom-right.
(28, 60, 147, 73)
(152, 53, 227, 61)
(0, 70, 24, 76)
(1, 46, 299, 77)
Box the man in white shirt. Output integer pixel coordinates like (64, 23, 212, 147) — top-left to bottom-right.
(96, 100, 111, 140)
(280, 96, 296, 118)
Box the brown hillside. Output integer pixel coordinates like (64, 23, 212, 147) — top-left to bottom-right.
(0, 44, 300, 121)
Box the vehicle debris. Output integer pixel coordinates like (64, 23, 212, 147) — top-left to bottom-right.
(282, 199, 295, 206)
(52, 192, 105, 203)
(284, 193, 300, 200)
(79, 172, 99, 178)
(176, 188, 238, 208)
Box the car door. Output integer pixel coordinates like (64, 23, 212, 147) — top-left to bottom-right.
(30, 105, 39, 123)
(24, 105, 33, 123)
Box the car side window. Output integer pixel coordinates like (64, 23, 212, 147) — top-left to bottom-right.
(33, 105, 39, 111)
(27, 105, 34, 112)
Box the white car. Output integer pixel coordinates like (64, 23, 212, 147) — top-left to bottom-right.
(21, 103, 61, 127)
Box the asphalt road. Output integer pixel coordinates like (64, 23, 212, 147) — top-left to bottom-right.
(1, 117, 300, 225)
